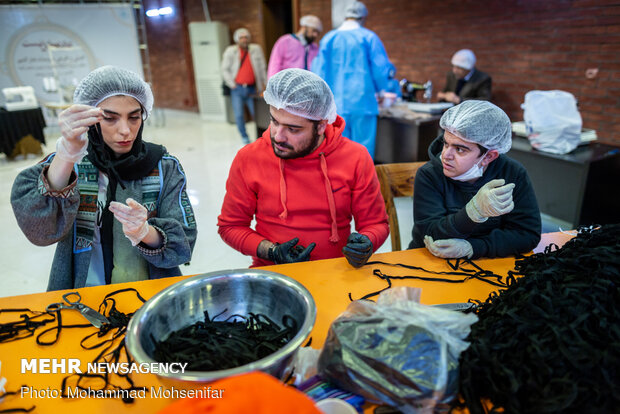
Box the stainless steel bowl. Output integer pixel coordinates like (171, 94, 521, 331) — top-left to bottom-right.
(125, 269, 316, 384)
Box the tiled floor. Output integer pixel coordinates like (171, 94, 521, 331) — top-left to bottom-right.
(0, 109, 562, 298)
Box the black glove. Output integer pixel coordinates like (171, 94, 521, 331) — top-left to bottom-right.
(342, 233, 373, 268)
(268, 237, 316, 264)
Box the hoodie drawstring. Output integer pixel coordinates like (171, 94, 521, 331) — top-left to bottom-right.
(320, 152, 339, 243)
(278, 158, 288, 220)
(276, 153, 339, 244)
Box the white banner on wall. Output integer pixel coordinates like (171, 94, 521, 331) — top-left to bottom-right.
(0, 4, 142, 105)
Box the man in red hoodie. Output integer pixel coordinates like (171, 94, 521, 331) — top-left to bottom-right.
(218, 68, 388, 268)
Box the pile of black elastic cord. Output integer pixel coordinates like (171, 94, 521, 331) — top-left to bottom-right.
(456, 224, 620, 414)
(0, 288, 146, 412)
(349, 258, 508, 301)
(152, 310, 297, 371)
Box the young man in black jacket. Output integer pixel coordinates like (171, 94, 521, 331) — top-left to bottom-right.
(410, 100, 541, 259)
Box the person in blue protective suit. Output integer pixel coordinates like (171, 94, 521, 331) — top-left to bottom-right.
(311, 0, 393, 158)
(385, 62, 402, 97)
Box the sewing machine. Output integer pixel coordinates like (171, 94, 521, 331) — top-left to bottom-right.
(399, 79, 432, 103)
(1, 86, 39, 111)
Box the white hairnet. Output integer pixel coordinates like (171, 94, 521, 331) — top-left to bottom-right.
(300, 15, 322, 32)
(451, 49, 476, 71)
(233, 28, 251, 43)
(345, 1, 368, 19)
(264, 68, 338, 124)
(440, 100, 512, 154)
(73, 65, 153, 119)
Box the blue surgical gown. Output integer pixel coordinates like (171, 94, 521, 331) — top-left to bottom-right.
(312, 26, 392, 157)
(312, 26, 391, 116)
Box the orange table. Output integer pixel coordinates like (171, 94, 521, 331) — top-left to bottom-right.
(0, 232, 572, 413)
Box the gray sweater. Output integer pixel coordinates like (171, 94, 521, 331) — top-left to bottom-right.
(11, 153, 197, 291)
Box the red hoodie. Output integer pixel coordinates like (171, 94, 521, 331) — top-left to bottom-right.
(217, 115, 389, 267)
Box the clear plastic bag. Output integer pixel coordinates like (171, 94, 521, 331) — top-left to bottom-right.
(318, 287, 478, 414)
(522, 90, 582, 154)
(283, 346, 321, 387)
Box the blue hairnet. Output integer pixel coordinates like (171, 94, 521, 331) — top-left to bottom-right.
(345, 1, 368, 19)
(440, 100, 512, 153)
(264, 68, 338, 124)
(73, 66, 153, 119)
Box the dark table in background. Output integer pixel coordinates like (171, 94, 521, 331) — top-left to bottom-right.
(253, 98, 440, 164)
(374, 113, 440, 164)
(0, 107, 46, 157)
(508, 136, 620, 227)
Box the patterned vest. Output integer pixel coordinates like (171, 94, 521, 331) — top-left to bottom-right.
(73, 158, 161, 253)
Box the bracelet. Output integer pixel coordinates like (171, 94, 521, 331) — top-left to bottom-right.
(267, 242, 279, 263)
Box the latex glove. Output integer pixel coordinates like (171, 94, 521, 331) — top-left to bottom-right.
(466, 179, 515, 223)
(55, 104, 103, 163)
(342, 233, 373, 268)
(268, 238, 316, 264)
(108, 198, 149, 246)
(424, 236, 473, 259)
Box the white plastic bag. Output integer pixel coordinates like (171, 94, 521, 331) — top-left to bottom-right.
(522, 90, 582, 154)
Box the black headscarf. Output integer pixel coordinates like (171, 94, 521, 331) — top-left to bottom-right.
(86, 122, 164, 188)
(86, 121, 165, 283)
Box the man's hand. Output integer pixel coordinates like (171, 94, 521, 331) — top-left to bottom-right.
(56, 104, 102, 163)
(466, 179, 515, 223)
(268, 238, 316, 264)
(441, 91, 461, 104)
(424, 236, 473, 259)
(342, 233, 373, 268)
(109, 198, 150, 246)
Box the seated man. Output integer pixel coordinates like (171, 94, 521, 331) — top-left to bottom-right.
(437, 49, 491, 104)
(409, 100, 541, 259)
(218, 68, 389, 268)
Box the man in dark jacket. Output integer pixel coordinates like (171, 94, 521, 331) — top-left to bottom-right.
(437, 49, 491, 104)
(409, 100, 541, 259)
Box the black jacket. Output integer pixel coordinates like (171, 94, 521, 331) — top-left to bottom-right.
(442, 68, 492, 101)
(409, 136, 541, 259)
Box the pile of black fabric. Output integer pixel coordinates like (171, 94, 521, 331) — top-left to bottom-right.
(457, 224, 620, 414)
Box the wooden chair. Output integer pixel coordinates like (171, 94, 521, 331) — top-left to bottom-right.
(375, 162, 425, 251)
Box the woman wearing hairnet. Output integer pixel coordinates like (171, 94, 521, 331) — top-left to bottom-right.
(409, 101, 541, 259)
(11, 66, 197, 291)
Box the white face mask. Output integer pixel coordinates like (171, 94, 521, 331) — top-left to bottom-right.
(445, 151, 488, 182)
